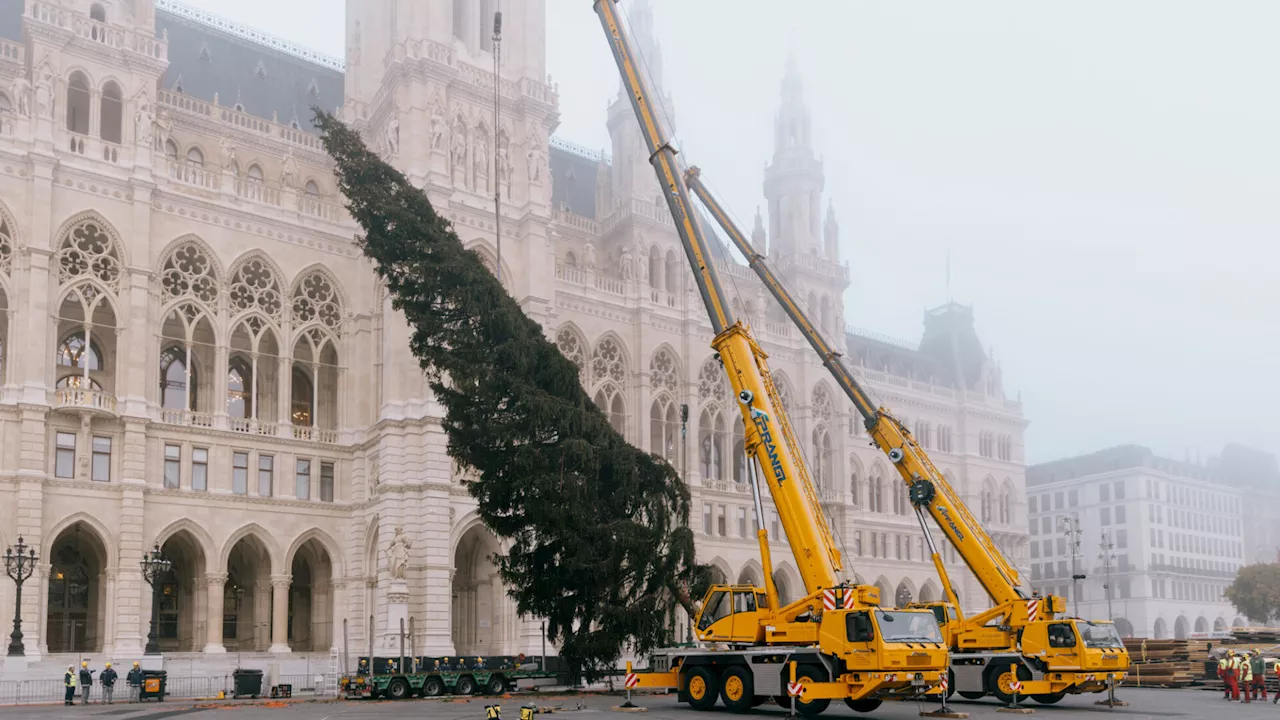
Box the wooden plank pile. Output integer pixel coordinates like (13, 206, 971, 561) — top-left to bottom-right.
(1122, 639, 1214, 688)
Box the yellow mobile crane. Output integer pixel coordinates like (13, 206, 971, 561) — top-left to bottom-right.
(594, 1, 949, 715)
(683, 167, 1130, 705)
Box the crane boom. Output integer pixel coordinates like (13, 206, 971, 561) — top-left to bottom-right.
(684, 170, 1025, 608)
(593, 0, 842, 595)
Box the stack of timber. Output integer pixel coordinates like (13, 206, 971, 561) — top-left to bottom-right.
(1122, 639, 1212, 688)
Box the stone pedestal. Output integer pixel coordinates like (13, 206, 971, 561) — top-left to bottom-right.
(3, 655, 28, 675)
(383, 579, 410, 652)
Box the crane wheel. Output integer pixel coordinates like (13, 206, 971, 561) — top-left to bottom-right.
(987, 664, 1032, 705)
(685, 667, 719, 711)
(794, 664, 831, 717)
(844, 698, 882, 713)
(946, 669, 957, 699)
(1032, 693, 1065, 704)
(719, 666, 754, 712)
(958, 692, 985, 700)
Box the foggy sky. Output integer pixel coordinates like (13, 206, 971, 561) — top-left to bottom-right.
(184, 0, 1280, 467)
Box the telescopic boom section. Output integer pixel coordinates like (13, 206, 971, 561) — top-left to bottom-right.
(593, 0, 843, 594)
(686, 170, 1027, 608)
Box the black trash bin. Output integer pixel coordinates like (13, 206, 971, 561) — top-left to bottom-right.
(232, 669, 264, 699)
(139, 670, 167, 702)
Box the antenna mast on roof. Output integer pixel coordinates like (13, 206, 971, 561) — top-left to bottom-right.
(492, 8, 503, 280)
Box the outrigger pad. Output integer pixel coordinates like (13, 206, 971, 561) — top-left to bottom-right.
(920, 711, 969, 719)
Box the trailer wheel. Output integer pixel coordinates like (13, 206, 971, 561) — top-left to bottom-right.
(487, 675, 508, 695)
(844, 698, 882, 713)
(388, 678, 410, 700)
(719, 666, 754, 712)
(456, 675, 478, 696)
(794, 664, 831, 717)
(423, 677, 445, 697)
(685, 667, 719, 711)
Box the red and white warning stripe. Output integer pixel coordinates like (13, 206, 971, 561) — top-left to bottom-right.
(843, 589, 856, 610)
(787, 682, 805, 698)
(822, 589, 836, 611)
(886, 673, 898, 682)
(625, 673, 639, 689)
(1026, 598, 1040, 620)
(939, 676, 948, 693)
(1010, 680, 1022, 694)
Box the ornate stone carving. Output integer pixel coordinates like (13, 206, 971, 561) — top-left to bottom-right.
(55, 218, 122, 289)
(591, 336, 626, 385)
(229, 257, 283, 317)
(11, 76, 30, 116)
(387, 526, 412, 580)
(386, 115, 400, 156)
(0, 218, 12, 277)
(280, 150, 298, 188)
(650, 348, 678, 395)
(292, 270, 342, 329)
(698, 356, 729, 404)
(160, 243, 218, 303)
(555, 328, 585, 378)
(33, 67, 52, 119)
(451, 115, 467, 172)
(620, 244, 634, 281)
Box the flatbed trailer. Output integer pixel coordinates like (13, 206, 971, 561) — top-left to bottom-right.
(341, 667, 559, 700)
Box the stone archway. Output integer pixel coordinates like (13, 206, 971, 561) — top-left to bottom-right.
(895, 579, 915, 608)
(1153, 617, 1168, 639)
(452, 525, 506, 656)
(158, 530, 208, 652)
(1174, 615, 1189, 640)
(289, 538, 334, 652)
(224, 534, 273, 652)
(1113, 617, 1135, 638)
(918, 580, 940, 604)
(46, 522, 110, 653)
(1214, 617, 1227, 632)
(1194, 616, 1208, 634)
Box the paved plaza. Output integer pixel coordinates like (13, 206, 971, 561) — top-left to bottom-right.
(0, 688, 1259, 719)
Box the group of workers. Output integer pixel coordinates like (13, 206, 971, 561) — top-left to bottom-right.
(1218, 649, 1274, 703)
(62, 660, 145, 705)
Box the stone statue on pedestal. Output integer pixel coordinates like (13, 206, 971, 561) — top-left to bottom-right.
(387, 526, 412, 580)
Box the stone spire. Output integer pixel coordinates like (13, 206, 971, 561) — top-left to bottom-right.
(606, 0, 675, 201)
(627, 0, 665, 92)
(763, 52, 824, 257)
(752, 205, 767, 252)
(823, 201, 839, 259)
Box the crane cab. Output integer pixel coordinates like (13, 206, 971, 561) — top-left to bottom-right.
(908, 602, 961, 646)
(694, 584, 771, 645)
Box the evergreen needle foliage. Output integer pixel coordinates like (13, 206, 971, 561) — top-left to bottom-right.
(316, 111, 710, 681)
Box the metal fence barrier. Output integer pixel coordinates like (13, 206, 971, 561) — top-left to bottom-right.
(0, 674, 337, 706)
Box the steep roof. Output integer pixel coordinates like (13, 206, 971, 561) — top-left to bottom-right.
(154, 1, 344, 133)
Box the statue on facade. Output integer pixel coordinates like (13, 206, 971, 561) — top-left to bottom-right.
(473, 136, 488, 180)
(385, 115, 400, 156)
(496, 134, 511, 187)
(281, 150, 298, 188)
(429, 106, 445, 150)
(33, 68, 52, 119)
(153, 108, 172, 149)
(10, 76, 30, 116)
(620, 244, 635, 280)
(585, 240, 597, 270)
(527, 147, 543, 184)
(387, 526, 412, 580)
(451, 117, 467, 172)
(218, 135, 237, 169)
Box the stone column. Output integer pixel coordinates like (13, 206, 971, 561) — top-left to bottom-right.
(269, 574, 291, 653)
(204, 573, 227, 653)
(101, 569, 117, 656)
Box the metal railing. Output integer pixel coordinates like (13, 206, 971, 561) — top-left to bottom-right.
(0, 673, 336, 706)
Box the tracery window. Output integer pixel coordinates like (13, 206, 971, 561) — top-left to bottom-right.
(555, 328, 585, 379)
(650, 395, 680, 466)
(159, 346, 195, 410)
(292, 270, 342, 329)
(650, 348, 678, 396)
(229, 257, 282, 317)
(591, 336, 627, 385)
(160, 243, 218, 304)
(593, 383, 626, 435)
(55, 218, 122, 288)
(697, 356, 728, 404)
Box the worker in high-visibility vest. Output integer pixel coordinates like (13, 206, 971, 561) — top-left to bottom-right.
(1239, 652, 1254, 703)
(485, 705, 502, 720)
(1250, 650, 1267, 701)
(1218, 653, 1231, 699)
(1224, 651, 1240, 701)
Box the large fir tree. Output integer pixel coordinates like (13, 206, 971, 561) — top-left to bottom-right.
(316, 112, 709, 680)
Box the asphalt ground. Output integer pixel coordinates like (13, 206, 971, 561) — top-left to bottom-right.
(0, 687, 1259, 719)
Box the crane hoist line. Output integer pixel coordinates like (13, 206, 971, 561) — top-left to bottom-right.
(593, 0, 950, 715)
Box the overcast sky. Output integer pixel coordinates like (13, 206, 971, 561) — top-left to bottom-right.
(183, 1, 1280, 467)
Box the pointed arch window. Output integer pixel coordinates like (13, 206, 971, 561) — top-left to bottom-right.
(699, 407, 727, 481)
(291, 366, 313, 426)
(100, 82, 122, 143)
(159, 345, 196, 411)
(66, 72, 90, 135)
(186, 147, 204, 166)
(247, 164, 264, 181)
(226, 356, 253, 419)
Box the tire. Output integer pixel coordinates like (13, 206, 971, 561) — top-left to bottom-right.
(987, 663, 1032, 705)
(844, 698, 882, 713)
(456, 675, 478, 696)
(719, 666, 754, 713)
(773, 694, 792, 709)
(1032, 693, 1065, 704)
(487, 675, 507, 695)
(388, 678, 410, 700)
(685, 666, 719, 711)
(423, 677, 445, 697)
(958, 691, 984, 700)
(794, 664, 831, 717)
(946, 669, 957, 700)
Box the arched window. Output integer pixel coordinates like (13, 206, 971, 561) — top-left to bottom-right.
(159, 346, 195, 411)
(164, 140, 179, 160)
(247, 164, 264, 181)
(732, 421, 746, 483)
(564, 251, 577, 268)
(649, 397, 680, 466)
(699, 407, 726, 481)
(648, 246, 663, 289)
(850, 470, 860, 507)
(227, 356, 252, 419)
(811, 426, 831, 491)
(1000, 489, 1011, 524)
(57, 335, 102, 372)
(66, 72, 91, 135)
(291, 366, 313, 426)
(664, 249, 679, 293)
(869, 471, 884, 513)
(0, 93, 10, 113)
(304, 180, 320, 196)
(981, 486, 994, 523)
(186, 147, 204, 166)
(99, 82, 122, 143)
(89, 3, 106, 21)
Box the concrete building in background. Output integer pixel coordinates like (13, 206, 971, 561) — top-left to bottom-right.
(1027, 446, 1246, 639)
(1210, 444, 1280, 567)
(0, 0, 1027, 675)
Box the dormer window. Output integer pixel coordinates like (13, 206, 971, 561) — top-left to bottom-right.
(198, 44, 212, 63)
(253, 61, 267, 80)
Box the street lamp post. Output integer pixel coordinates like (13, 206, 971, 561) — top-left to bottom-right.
(1059, 513, 1085, 616)
(139, 544, 171, 656)
(1099, 531, 1116, 622)
(4, 537, 38, 657)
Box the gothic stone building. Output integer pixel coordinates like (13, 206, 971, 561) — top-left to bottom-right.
(0, 0, 1027, 669)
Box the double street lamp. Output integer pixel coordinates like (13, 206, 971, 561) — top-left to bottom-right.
(4, 537, 38, 657)
(140, 543, 171, 656)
